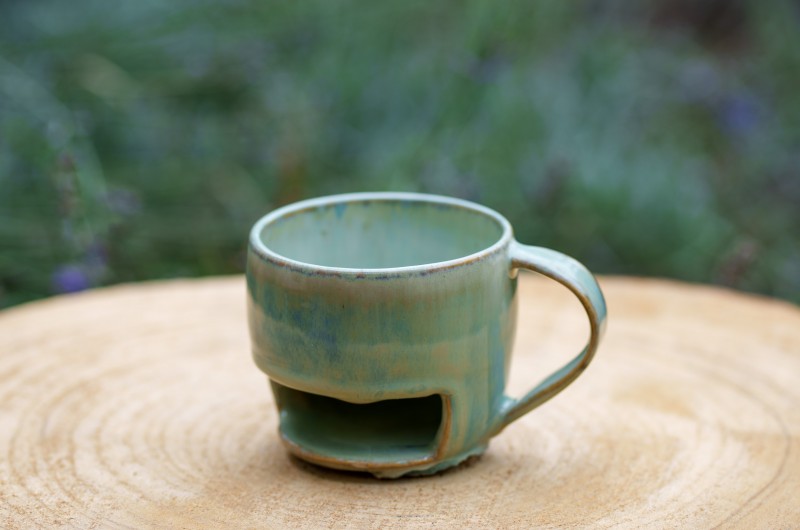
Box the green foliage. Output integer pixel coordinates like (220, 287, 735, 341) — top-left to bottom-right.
(1, 0, 798, 307)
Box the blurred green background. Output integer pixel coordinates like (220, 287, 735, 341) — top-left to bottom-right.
(1, 0, 798, 308)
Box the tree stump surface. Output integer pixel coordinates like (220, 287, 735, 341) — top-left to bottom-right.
(1, 275, 798, 529)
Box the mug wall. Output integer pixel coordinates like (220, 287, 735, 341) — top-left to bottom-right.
(246, 246, 518, 471)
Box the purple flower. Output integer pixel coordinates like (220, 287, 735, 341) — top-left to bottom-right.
(52, 265, 91, 294)
(719, 94, 760, 137)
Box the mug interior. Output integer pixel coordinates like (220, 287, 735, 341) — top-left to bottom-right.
(258, 196, 505, 269)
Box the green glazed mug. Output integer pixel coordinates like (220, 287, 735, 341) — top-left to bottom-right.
(247, 192, 606, 478)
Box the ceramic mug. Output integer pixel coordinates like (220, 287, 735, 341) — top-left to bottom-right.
(247, 192, 606, 478)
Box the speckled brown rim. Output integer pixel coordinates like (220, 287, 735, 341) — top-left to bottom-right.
(249, 192, 513, 277)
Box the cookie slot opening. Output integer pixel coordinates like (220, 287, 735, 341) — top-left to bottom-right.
(272, 381, 444, 463)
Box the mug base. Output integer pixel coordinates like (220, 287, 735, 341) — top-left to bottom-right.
(400, 445, 488, 479)
(282, 432, 488, 479)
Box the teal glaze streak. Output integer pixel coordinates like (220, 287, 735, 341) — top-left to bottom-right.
(246, 192, 606, 478)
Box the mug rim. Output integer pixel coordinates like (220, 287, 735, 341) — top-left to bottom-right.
(249, 192, 513, 276)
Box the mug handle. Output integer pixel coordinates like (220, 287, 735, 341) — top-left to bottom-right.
(495, 241, 608, 433)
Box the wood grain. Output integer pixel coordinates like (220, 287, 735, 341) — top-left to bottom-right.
(0, 275, 798, 528)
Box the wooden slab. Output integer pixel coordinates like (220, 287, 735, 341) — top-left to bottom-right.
(1, 275, 798, 528)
